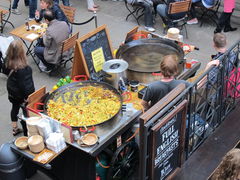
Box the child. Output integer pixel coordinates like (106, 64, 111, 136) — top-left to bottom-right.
(3, 40, 35, 136)
(208, 33, 237, 85)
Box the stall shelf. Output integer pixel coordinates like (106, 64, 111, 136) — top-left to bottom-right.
(10, 109, 141, 180)
(68, 110, 141, 156)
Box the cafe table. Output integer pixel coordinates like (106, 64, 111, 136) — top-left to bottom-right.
(9, 20, 44, 71)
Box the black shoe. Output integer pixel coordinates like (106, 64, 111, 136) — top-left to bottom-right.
(214, 28, 221, 34)
(224, 27, 237, 32)
(12, 127, 23, 136)
(0, 58, 2, 73)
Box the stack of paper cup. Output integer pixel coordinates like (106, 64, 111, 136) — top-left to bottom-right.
(167, 28, 180, 40)
(28, 135, 45, 153)
(26, 117, 41, 137)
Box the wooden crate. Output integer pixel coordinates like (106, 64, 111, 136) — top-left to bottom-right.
(26, 86, 47, 117)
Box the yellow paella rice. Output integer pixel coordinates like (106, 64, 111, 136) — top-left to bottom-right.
(47, 86, 121, 126)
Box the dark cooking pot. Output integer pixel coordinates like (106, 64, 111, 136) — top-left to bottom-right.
(116, 38, 185, 83)
(43, 81, 123, 128)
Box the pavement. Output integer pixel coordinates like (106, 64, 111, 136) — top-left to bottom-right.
(0, 0, 239, 179)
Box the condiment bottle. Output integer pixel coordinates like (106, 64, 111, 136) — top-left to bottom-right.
(25, 21, 30, 31)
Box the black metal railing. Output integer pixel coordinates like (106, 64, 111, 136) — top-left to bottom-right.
(185, 40, 240, 157)
(139, 39, 240, 180)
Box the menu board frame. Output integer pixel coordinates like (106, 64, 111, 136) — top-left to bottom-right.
(71, 24, 114, 79)
(124, 26, 139, 43)
(150, 100, 187, 180)
(139, 84, 186, 180)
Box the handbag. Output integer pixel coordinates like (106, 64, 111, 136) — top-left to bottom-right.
(226, 67, 240, 98)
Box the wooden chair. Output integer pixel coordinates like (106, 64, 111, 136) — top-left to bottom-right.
(165, 0, 192, 38)
(59, 4, 76, 31)
(0, 0, 14, 33)
(50, 32, 79, 77)
(194, 0, 221, 27)
(60, 5, 97, 30)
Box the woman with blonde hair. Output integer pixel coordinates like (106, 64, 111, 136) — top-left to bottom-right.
(3, 40, 35, 136)
(210, 148, 240, 180)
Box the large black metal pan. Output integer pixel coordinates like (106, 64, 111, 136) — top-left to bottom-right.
(43, 81, 123, 128)
(116, 38, 185, 83)
(116, 38, 185, 72)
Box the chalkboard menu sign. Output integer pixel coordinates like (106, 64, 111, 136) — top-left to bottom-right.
(72, 25, 114, 80)
(150, 100, 187, 180)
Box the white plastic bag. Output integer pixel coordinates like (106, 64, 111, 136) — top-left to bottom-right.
(46, 133, 66, 153)
(37, 118, 53, 140)
(0, 36, 14, 58)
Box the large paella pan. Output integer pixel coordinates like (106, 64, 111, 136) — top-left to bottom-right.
(44, 81, 122, 128)
(116, 38, 184, 73)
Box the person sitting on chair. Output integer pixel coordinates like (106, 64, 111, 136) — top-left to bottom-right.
(127, 0, 157, 32)
(141, 55, 191, 110)
(35, 0, 69, 28)
(187, 0, 215, 25)
(34, 9, 69, 72)
(156, 0, 189, 27)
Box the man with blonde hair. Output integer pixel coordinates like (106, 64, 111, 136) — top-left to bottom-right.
(141, 55, 191, 110)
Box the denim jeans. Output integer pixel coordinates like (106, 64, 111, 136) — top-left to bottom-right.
(140, 1, 154, 27)
(157, 4, 169, 24)
(12, 0, 19, 9)
(54, 0, 70, 6)
(157, 3, 186, 24)
(87, 0, 94, 9)
(190, 0, 201, 18)
(192, 0, 200, 2)
(34, 46, 44, 62)
(25, 0, 29, 6)
(156, 4, 167, 18)
(34, 46, 55, 69)
(29, 0, 37, 18)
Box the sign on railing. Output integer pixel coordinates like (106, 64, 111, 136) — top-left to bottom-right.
(149, 100, 187, 180)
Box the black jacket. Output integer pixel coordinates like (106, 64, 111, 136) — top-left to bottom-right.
(35, 3, 69, 27)
(7, 66, 35, 103)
